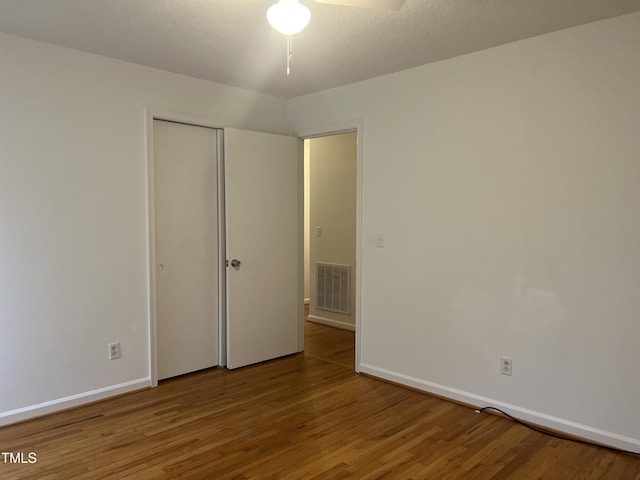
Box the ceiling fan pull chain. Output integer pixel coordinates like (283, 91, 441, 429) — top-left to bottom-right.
(287, 35, 293, 76)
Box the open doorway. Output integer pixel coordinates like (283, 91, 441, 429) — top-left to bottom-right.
(303, 132, 357, 369)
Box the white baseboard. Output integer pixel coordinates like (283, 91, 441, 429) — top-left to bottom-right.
(308, 314, 355, 332)
(359, 363, 640, 454)
(0, 377, 151, 427)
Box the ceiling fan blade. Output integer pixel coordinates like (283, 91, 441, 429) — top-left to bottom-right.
(313, 0, 405, 11)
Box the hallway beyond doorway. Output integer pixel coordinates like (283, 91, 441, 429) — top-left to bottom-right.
(305, 320, 355, 370)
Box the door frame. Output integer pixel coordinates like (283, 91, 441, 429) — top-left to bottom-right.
(145, 109, 228, 387)
(295, 120, 363, 372)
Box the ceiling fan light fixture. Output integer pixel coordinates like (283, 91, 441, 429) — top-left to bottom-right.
(267, 0, 311, 35)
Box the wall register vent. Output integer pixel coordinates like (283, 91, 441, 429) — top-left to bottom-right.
(316, 263, 350, 314)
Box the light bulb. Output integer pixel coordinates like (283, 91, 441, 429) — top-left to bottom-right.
(267, 0, 311, 35)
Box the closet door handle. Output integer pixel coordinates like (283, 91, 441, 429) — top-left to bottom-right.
(231, 259, 241, 269)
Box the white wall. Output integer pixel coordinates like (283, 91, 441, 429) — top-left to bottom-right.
(308, 133, 357, 329)
(0, 32, 288, 422)
(289, 12, 640, 451)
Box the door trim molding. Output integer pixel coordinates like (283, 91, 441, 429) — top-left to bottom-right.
(144, 108, 226, 386)
(294, 120, 364, 373)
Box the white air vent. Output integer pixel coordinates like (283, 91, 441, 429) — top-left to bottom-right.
(316, 263, 350, 314)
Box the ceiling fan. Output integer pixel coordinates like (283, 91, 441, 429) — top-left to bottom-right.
(267, 0, 406, 74)
(313, 0, 405, 9)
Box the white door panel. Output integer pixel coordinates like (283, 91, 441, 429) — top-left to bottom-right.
(154, 120, 219, 380)
(225, 128, 301, 369)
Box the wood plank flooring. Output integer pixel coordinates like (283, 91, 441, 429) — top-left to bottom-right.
(1, 322, 638, 479)
(303, 319, 354, 369)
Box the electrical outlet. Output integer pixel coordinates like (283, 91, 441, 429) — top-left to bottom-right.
(501, 356, 512, 376)
(109, 342, 121, 360)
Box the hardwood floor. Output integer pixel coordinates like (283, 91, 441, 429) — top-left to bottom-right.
(304, 319, 354, 369)
(1, 323, 638, 479)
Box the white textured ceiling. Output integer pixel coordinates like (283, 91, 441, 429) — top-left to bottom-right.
(0, 0, 639, 98)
